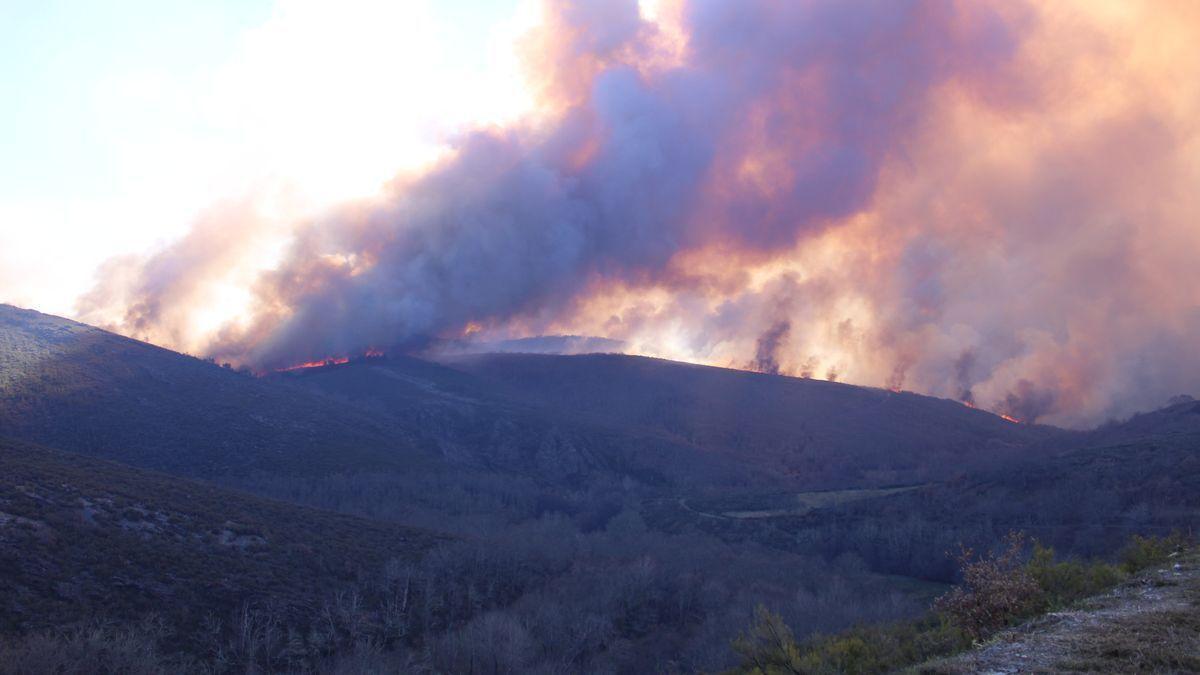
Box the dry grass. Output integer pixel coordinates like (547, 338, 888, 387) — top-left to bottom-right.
(1056, 609, 1200, 673)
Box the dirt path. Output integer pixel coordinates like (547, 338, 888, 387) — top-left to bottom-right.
(676, 497, 731, 520)
(922, 551, 1200, 674)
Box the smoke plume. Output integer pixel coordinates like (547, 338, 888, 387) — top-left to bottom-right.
(750, 320, 791, 376)
(84, 0, 1200, 427)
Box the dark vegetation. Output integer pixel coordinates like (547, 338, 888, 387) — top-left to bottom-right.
(728, 532, 1186, 674)
(2, 303, 1199, 672)
(440, 352, 1059, 488)
(0, 438, 444, 670)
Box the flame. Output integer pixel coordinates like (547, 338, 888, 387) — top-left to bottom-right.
(275, 356, 350, 373)
(962, 400, 977, 409)
(273, 347, 385, 373)
(999, 413, 1021, 424)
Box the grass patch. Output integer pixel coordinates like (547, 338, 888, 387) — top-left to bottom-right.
(1056, 610, 1200, 673)
(684, 485, 930, 520)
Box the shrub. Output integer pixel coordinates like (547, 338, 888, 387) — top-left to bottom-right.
(731, 608, 970, 674)
(1120, 532, 1185, 574)
(932, 532, 1041, 639)
(1026, 543, 1124, 610)
(730, 605, 805, 674)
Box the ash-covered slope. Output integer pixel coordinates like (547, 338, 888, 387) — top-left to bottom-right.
(0, 304, 433, 478)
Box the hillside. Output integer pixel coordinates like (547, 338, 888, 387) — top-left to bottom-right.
(0, 303, 1065, 491)
(274, 354, 769, 487)
(0, 437, 444, 654)
(272, 347, 1065, 492)
(0, 304, 433, 477)
(437, 353, 1060, 487)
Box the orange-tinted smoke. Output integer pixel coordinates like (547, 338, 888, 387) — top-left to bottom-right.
(86, 0, 1200, 428)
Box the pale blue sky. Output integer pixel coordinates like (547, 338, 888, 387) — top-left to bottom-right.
(1, 1, 271, 202)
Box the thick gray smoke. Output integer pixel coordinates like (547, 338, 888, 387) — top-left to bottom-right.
(196, 0, 1022, 369)
(79, 0, 1200, 427)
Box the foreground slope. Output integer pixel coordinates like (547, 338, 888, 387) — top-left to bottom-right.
(928, 549, 1200, 673)
(0, 304, 432, 477)
(0, 437, 444, 643)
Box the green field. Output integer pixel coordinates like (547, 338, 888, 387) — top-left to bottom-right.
(723, 485, 929, 518)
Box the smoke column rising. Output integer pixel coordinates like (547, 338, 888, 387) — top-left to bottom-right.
(82, 0, 1200, 427)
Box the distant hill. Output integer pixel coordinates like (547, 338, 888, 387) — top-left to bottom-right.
(435, 352, 1060, 487)
(0, 436, 443, 647)
(0, 304, 433, 478)
(0, 305, 753, 487)
(0, 304, 1064, 489)
(274, 349, 1058, 490)
(435, 334, 627, 355)
(273, 354, 763, 486)
(730, 398, 1200, 578)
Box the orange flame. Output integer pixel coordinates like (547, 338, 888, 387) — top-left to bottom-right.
(275, 356, 350, 372)
(999, 413, 1020, 424)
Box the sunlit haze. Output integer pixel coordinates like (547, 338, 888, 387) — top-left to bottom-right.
(1, 0, 533, 316)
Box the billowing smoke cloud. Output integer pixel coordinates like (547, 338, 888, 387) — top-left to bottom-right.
(76, 196, 281, 355)
(85, 0, 1200, 428)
